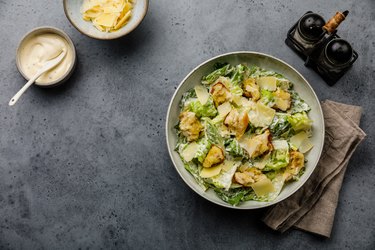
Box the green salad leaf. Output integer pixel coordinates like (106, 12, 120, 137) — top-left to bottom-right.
(214, 188, 254, 206)
(248, 66, 284, 79)
(184, 162, 209, 191)
(269, 113, 293, 139)
(195, 137, 212, 163)
(264, 140, 290, 171)
(288, 112, 312, 132)
(290, 90, 311, 114)
(179, 88, 197, 109)
(201, 64, 234, 85)
(260, 89, 275, 106)
(189, 97, 217, 118)
(204, 118, 223, 146)
(225, 138, 245, 158)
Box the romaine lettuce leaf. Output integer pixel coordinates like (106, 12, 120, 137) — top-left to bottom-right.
(214, 188, 253, 206)
(184, 162, 209, 191)
(189, 97, 217, 118)
(288, 112, 312, 132)
(231, 64, 246, 86)
(248, 66, 284, 79)
(264, 140, 290, 171)
(179, 88, 196, 109)
(260, 89, 275, 106)
(269, 113, 293, 139)
(290, 90, 311, 114)
(195, 137, 212, 163)
(202, 64, 234, 85)
(225, 138, 245, 158)
(203, 118, 223, 147)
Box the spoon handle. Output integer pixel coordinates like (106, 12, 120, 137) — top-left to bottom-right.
(8, 74, 40, 106)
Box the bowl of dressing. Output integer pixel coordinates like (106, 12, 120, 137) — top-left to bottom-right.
(16, 26, 76, 87)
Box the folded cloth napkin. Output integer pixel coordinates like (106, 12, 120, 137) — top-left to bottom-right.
(263, 100, 366, 237)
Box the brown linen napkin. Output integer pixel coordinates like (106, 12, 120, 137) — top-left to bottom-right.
(263, 100, 366, 237)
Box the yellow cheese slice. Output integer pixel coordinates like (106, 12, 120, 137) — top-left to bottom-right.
(248, 102, 276, 127)
(289, 132, 314, 153)
(256, 77, 277, 91)
(200, 164, 222, 178)
(194, 85, 210, 105)
(299, 138, 314, 153)
(289, 132, 308, 149)
(217, 102, 232, 117)
(251, 177, 275, 197)
(181, 142, 199, 162)
(95, 13, 119, 27)
(221, 160, 235, 172)
(253, 153, 270, 169)
(81, 0, 133, 32)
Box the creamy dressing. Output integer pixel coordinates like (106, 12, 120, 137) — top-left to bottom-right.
(19, 33, 73, 85)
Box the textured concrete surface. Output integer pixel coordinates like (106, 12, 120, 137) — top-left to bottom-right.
(0, 0, 374, 249)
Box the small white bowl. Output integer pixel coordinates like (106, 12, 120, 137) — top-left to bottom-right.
(63, 0, 149, 40)
(16, 26, 77, 88)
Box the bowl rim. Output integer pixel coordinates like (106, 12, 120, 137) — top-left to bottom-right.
(63, 0, 149, 40)
(165, 51, 325, 209)
(16, 26, 77, 87)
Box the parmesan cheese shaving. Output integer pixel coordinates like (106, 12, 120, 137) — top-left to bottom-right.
(256, 76, 277, 91)
(81, 0, 134, 32)
(194, 85, 210, 105)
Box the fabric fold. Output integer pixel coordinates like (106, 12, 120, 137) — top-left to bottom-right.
(263, 100, 366, 237)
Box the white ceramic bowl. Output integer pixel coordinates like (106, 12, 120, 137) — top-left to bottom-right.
(63, 0, 148, 40)
(16, 26, 77, 88)
(166, 51, 325, 209)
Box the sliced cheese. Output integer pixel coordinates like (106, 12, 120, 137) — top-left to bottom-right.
(194, 85, 210, 105)
(181, 142, 199, 162)
(256, 76, 277, 91)
(248, 102, 276, 127)
(289, 132, 308, 149)
(221, 160, 235, 172)
(81, 0, 133, 32)
(251, 177, 275, 197)
(299, 138, 314, 153)
(200, 164, 222, 178)
(289, 132, 314, 153)
(96, 13, 119, 27)
(272, 139, 289, 150)
(275, 98, 289, 111)
(217, 102, 232, 116)
(254, 153, 270, 169)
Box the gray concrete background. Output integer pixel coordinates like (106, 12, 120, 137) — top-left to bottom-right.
(0, 0, 374, 249)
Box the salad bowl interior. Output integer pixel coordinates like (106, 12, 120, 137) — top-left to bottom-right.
(166, 51, 324, 209)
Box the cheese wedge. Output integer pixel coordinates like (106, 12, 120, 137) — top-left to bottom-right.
(81, 0, 133, 32)
(200, 164, 222, 178)
(181, 142, 199, 162)
(194, 85, 210, 105)
(256, 77, 277, 91)
(251, 177, 275, 197)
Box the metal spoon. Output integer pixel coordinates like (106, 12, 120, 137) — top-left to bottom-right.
(9, 50, 67, 106)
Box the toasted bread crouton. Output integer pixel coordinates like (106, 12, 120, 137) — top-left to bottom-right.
(210, 82, 231, 107)
(202, 145, 225, 168)
(224, 109, 249, 139)
(284, 151, 304, 181)
(243, 78, 260, 101)
(273, 88, 291, 111)
(179, 111, 203, 142)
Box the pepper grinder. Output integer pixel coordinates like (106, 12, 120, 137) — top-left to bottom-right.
(285, 10, 358, 85)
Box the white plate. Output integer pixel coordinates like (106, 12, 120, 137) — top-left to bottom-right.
(166, 51, 325, 209)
